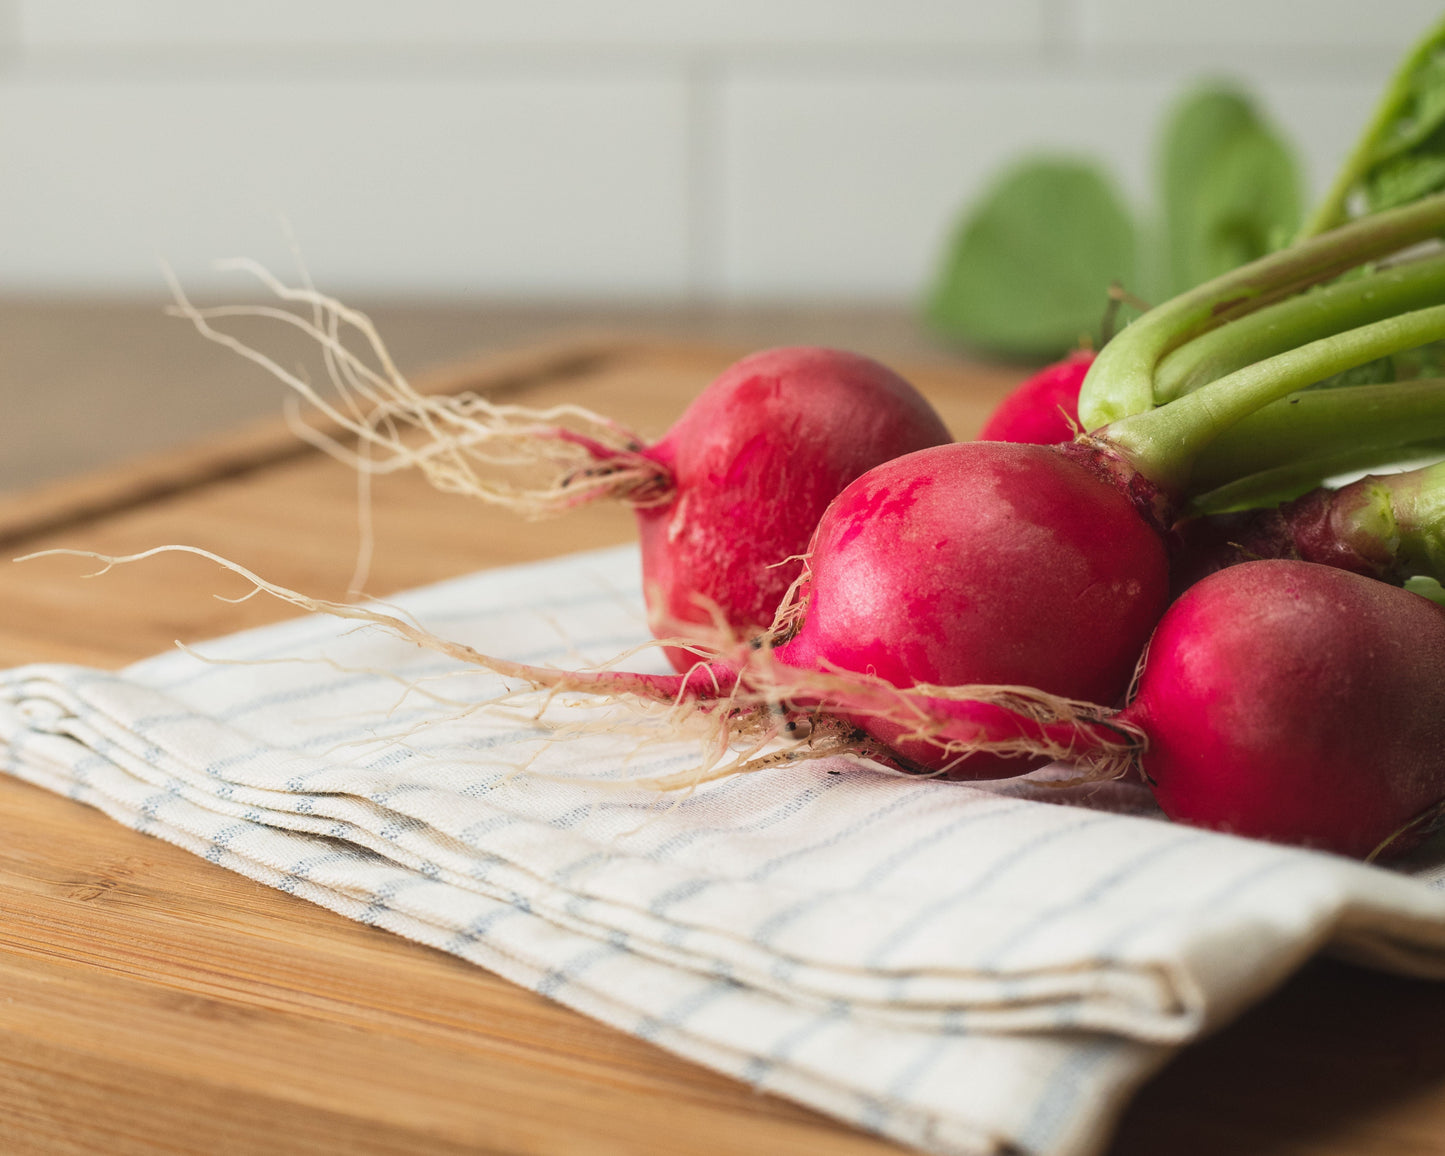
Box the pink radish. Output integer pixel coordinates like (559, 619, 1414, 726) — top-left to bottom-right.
(762, 441, 1170, 776)
(696, 208, 1445, 774)
(621, 347, 950, 667)
(1118, 560, 1445, 859)
(977, 351, 1092, 445)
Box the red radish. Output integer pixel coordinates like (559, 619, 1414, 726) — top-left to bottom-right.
(977, 351, 1092, 444)
(277, 189, 1445, 775)
(621, 347, 951, 667)
(763, 441, 1171, 776)
(452, 435, 1170, 780)
(1118, 560, 1445, 859)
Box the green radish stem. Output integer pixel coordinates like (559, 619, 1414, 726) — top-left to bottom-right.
(1297, 16, 1445, 240)
(1187, 378, 1445, 490)
(1089, 16, 1445, 427)
(1078, 192, 1445, 429)
(1099, 303, 1445, 497)
(1363, 461, 1445, 578)
(1153, 253, 1445, 402)
(1189, 439, 1445, 516)
(1178, 460, 1445, 587)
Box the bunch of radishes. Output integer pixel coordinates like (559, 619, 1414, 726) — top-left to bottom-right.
(559, 268, 1445, 863)
(170, 18, 1445, 863)
(522, 17, 1445, 861)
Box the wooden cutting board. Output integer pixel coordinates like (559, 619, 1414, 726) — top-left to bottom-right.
(2, 338, 1444, 1156)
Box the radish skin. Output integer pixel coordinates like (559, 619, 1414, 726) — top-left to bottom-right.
(766, 442, 1170, 776)
(625, 347, 951, 668)
(977, 351, 1092, 445)
(1119, 560, 1445, 859)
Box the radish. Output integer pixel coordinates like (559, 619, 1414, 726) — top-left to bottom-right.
(760, 441, 1168, 776)
(163, 194, 1445, 784)
(977, 351, 1091, 444)
(161, 33, 1445, 784)
(622, 347, 950, 667)
(676, 200, 1445, 780)
(1117, 560, 1445, 860)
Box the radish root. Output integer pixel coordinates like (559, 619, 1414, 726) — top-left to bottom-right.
(163, 261, 672, 517)
(18, 546, 1145, 788)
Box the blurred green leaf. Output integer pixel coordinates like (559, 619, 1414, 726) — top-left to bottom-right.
(926, 159, 1137, 358)
(1300, 17, 1445, 236)
(1160, 86, 1302, 296)
(1365, 148, 1445, 212)
(1364, 40, 1445, 212)
(1373, 49, 1445, 163)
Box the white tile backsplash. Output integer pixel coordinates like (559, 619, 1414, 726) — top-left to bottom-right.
(715, 67, 1390, 299)
(1, 1, 1438, 299)
(718, 71, 1169, 299)
(0, 74, 692, 295)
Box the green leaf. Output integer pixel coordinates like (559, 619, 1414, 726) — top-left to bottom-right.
(1159, 86, 1302, 297)
(1363, 39, 1445, 212)
(925, 159, 1137, 358)
(1365, 147, 1445, 212)
(1370, 48, 1445, 163)
(1299, 16, 1445, 236)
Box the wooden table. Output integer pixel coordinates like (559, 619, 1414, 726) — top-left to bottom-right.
(2, 337, 1445, 1155)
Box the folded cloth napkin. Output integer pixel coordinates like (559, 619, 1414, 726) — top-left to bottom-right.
(4, 545, 1445, 1156)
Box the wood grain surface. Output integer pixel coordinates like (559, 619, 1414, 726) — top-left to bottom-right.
(3, 339, 1445, 1156)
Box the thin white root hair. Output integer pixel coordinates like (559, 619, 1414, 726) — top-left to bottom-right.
(17, 545, 686, 701)
(20, 546, 1144, 790)
(14, 545, 806, 791)
(732, 649, 1147, 784)
(174, 642, 500, 713)
(163, 261, 672, 518)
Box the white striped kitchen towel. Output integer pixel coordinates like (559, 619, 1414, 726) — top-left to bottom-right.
(4, 543, 1445, 1156)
